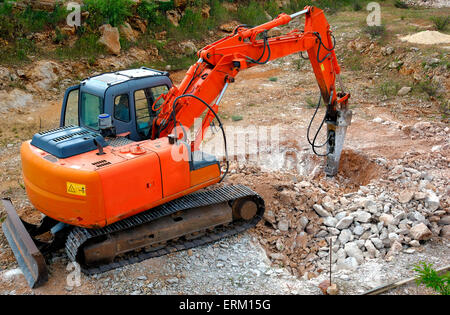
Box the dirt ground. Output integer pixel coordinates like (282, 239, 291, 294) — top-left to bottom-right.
(0, 5, 449, 295)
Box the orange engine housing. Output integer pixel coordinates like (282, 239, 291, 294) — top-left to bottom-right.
(21, 137, 221, 228)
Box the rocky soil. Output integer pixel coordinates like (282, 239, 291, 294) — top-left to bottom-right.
(0, 4, 449, 295)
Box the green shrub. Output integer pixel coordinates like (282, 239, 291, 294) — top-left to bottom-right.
(414, 262, 449, 295)
(237, 1, 268, 26)
(137, 0, 166, 27)
(287, 0, 311, 13)
(0, 2, 67, 40)
(363, 25, 386, 38)
(83, 0, 134, 27)
(179, 8, 205, 37)
(377, 79, 401, 97)
(209, 0, 231, 24)
(53, 27, 68, 44)
(19, 3, 68, 33)
(231, 115, 243, 122)
(0, 2, 15, 40)
(55, 33, 105, 60)
(430, 16, 450, 31)
(264, 0, 282, 19)
(353, 0, 363, 11)
(394, 0, 409, 9)
(0, 37, 38, 64)
(414, 79, 440, 98)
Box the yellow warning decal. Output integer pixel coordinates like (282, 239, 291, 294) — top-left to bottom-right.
(320, 64, 325, 72)
(66, 182, 86, 196)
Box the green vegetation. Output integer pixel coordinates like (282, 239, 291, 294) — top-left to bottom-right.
(54, 33, 105, 61)
(238, 1, 268, 26)
(137, 0, 169, 27)
(0, 0, 379, 66)
(0, 1, 67, 41)
(231, 115, 244, 122)
(377, 79, 402, 98)
(343, 54, 363, 71)
(83, 0, 134, 28)
(305, 97, 317, 108)
(394, 0, 409, 9)
(413, 79, 440, 99)
(269, 77, 278, 82)
(363, 25, 386, 38)
(430, 16, 449, 31)
(352, 0, 363, 11)
(413, 262, 449, 295)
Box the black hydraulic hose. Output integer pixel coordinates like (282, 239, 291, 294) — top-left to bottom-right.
(313, 32, 336, 64)
(246, 32, 271, 65)
(307, 91, 334, 157)
(306, 94, 328, 148)
(170, 94, 229, 182)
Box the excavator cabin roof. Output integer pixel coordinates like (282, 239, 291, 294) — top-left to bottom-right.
(81, 67, 169, 90)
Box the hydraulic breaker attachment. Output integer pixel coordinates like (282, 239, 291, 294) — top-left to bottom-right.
(1, 198, 48, 288)
(324, 93, 352, 176)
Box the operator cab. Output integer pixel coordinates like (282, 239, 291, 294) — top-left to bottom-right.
(61, 67, 172, 141)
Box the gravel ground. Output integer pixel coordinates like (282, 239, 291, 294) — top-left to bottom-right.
(1, 231, 448, 295)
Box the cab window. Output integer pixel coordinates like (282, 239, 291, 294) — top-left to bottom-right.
(64, 88, 79, 126)
(150, 85, 168, 114)
(135, 89, 151, 137)
(114, 94, 130, 122)
(80, 93, 103, 130)
(134, 85, 169, 138)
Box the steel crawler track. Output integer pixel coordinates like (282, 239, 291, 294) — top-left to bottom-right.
(65, 185, 265, 275)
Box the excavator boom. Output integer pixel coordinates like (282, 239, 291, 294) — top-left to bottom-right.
(151, 6, 351, 175)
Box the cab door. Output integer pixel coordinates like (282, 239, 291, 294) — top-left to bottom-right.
(132, 85, 169, 141)
(107, 83, 133, 136)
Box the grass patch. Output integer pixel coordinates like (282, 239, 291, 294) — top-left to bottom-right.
(0, 38, 39, 64)
(137, 0, 170, 27)
(363, 25, 386, 38)
(377, 79, 402, 98)
(430, 16, 450, 31)
(149, 55, 199, 71)
(237, 0, 268, 26)
(54, 33, 105, 60)
(231, 115, 244, 122)
(413, 79, 440, 98)
(83, 0, 134, 28)
(343, 54, 364, 71)
(305, 97, 317, 108)
(352, 0, 363, 11)
(0, 2, 68, 40)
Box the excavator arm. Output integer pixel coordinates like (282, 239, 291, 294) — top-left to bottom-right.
(151, 6, 351, 176)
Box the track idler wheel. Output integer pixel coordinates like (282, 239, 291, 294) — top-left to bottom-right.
(232, 198, 258, 220)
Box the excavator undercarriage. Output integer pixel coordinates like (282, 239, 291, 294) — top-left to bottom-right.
(3, 185, 264, 287)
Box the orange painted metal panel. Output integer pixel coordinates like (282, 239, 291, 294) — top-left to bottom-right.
(147, 141, 191, 198)
(21, 142, 106, 228)
(97, 150, 163, 224)
(190, 164, 221, 187)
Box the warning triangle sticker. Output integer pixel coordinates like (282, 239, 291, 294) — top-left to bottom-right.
(68, 184, 76, 193)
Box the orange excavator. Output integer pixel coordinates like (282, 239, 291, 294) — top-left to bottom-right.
(1, 6, 351, 288)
